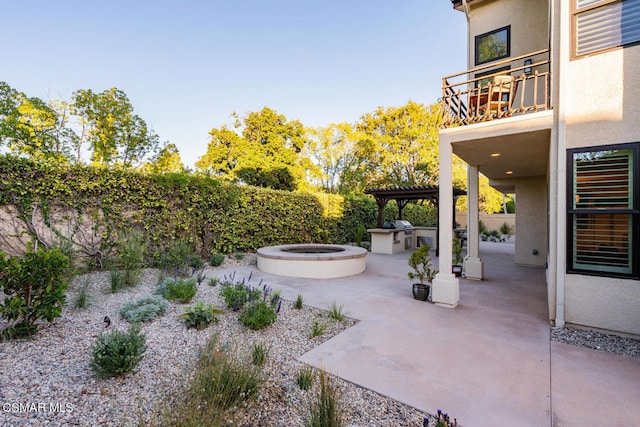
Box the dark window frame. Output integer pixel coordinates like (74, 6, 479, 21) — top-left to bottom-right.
(474, 26, 511, 65)
(566, 142, 640, 280)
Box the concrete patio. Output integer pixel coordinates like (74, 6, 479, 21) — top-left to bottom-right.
(227, 242, 640, 426)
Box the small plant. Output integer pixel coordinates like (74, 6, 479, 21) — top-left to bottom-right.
(327, 302, 346, 321)
(155, 278, 197, 303)
(195, 267, 206, 286)
(355, 224, 366, 247)
(251, 342, 269, 366)
(309, 320, 327, 338)
(119, 295, 169, 323)
(305, 370, 344, 427)
(74, 279, 90, 309)
(407, 245, 438, 285)
(499, 222, 513, 236)
(296, 365, 315, 391)
(424, 409, 458, 427)
(452, 237, 464, 266)
(159, 240, 201, 278)
(90, 324, 147, 378)
(191, 335, 263, 410)
(0, 248, 70, 340)
(218, 272, 262, 310)
(209, 253, 225, 267)
(478, 220, 488, 235)
(239, 300, 279, 330)
(234, 253, 245, 260)
(294, 293, 304, 309)
(110, 230, 146, 291)
(179, 301, 224, 330)
(208, 277, 219, 287)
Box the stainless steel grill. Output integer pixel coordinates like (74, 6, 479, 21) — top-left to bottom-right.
(395, 220, 413, 249)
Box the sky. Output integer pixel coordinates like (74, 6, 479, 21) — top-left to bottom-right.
(1, 1, 467, 168)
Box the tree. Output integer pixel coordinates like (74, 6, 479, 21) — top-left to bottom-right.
(71, 88, 159, 167)
(197, 108, 318, 191)
(348, 101, 442, 191)
(141, 143, 184, 174)
(0, 82, 76, 162)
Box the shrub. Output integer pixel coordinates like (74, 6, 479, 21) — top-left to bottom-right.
(297, 365, 315, 391)
(74, 279, 90, 309)
(90, 324, 147, 378)
(156, 278, 197, 303)
(305, 370, 344, 427)
(218, 272, 262, 310)
(478, 220, 488, 235)
(119, 295, 169, 323)
(499, 222, 513, 236)
(178, 301, 223, 330)
(239, 300, 279, 330)
(0, 248, 70, 340)
(251, 342, 269, 366)
(294, 293, 304, 309)
(234, 253, 245, 260)
(209, 253, 225, 267)
(110, 230, 146, 291)
(191, 335, 263, 410)
(327, 302, 346, 321)
(159, 240, 200, 278)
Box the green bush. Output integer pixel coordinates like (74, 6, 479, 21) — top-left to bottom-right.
(499, 222, 513, 236)
(110, 230, 146, 292)
(239, 299, 279, 330)
(218, 273, 262, 310)
(178, 301, 223, 330)
(90, 324, 147, 378)
(305, 370, 344, 427)
(294, 293, 304, 309)
(0, 248, 70, 340)
(119, 295, 169, 323)
(156, 278, 197, 303)
(209, 252, 225, 267)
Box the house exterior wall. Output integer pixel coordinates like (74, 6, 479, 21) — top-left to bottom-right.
(560, 37, 640, 335)
(514, 176, 547, 266)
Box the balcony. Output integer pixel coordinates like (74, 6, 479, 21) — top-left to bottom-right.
(441, 49, 551, 128)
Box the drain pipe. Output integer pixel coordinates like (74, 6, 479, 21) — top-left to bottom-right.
(462, 0, 471, 22)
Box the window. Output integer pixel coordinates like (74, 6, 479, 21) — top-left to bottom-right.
(475, 26, 511, 65)
(567, 143, 639, 278)
(573, 0, 640, 57)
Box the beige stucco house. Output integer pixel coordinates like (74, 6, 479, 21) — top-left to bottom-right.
(436, 0, 639, 336)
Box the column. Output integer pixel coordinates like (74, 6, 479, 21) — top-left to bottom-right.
(432, 135, 459, 308)
(464, 164, 484, 280)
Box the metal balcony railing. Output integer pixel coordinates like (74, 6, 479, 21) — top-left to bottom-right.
(440, 49, 551, 128)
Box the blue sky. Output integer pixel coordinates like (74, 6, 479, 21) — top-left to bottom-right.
(1, 1, 466, 167)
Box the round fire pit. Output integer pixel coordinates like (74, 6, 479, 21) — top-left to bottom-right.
(257, 244, 367, 279)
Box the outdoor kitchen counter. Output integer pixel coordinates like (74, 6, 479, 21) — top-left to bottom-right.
(367, 228, 407, 254)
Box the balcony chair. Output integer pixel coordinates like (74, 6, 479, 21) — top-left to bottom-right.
(469, 75, 518, 121)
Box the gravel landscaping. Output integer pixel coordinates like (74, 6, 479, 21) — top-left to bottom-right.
(551, 326, 640, 359)
(0, 255, 431, 427)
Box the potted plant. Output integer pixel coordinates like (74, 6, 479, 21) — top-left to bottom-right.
(452, 237, 464, 277)
(408, 245, 438, 301)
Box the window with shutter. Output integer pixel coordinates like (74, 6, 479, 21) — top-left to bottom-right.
(567, 143, 639, 278)
(573, 0, 640, 57)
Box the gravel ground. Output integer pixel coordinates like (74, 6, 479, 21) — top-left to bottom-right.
(551, 326, 640, 359)
(0, 254, 433, 427)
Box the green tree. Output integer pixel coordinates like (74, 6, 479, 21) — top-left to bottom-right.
(348, 101, 441, 191)
(141, 142, 184, 174)
(71, 88, 159, 167)
(0, 82, 76, 162)
(197, 108, 318, 191)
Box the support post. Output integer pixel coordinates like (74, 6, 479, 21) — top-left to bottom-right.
(464, 165, 483, 280)
(432, 136, 459, 308)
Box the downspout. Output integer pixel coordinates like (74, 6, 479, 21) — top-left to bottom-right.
(461, 0, 471, 22)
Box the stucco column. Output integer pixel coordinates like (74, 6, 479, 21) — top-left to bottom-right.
(464, 164, 483, 280)
(432, 135, 459, 308)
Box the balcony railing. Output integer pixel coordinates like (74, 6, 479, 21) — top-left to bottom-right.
(440, 49, 551, 128)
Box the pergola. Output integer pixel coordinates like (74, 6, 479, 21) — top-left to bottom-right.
(364, 185, 467, 255)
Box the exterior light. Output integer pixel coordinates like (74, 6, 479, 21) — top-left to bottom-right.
(506, 170, 513, 175)
(524, 59, 532, 75)
(491, 153, 501, 157)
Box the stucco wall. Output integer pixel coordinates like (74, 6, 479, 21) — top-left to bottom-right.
(454, 212, 515, 233)
(468, 0, 549, 66)
(565, 274, 640, 336)
(514, 176, 547, 266)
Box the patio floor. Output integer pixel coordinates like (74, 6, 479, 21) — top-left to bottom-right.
(227, 242, 640, 426)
